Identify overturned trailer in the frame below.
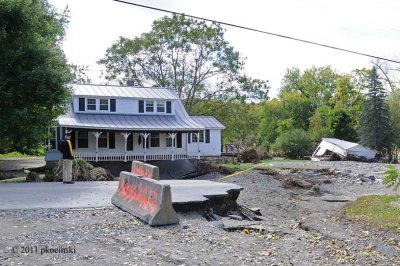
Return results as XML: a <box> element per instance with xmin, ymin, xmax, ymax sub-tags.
<box><xmin>312</xmin><ymin>138</ymin><xmax>377</xmax><ymax>161</ymax></box>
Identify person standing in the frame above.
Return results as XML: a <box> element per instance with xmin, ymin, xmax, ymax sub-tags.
<box><xmin>60</xmin><ymin>133</ymin><xmax>74</xmax><ymax>183</ymax></box>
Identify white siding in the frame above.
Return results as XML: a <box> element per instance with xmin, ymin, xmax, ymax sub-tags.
<box><xmin>73</xmin><ymin>97</ymin><xmax>175</xmax><ymax>116</ymax></box>
<box><xmin>186</xmin><ymin>130</ymin><xmax>221</xmax><ymax>157</ymax></box>
<box><xmin>117</xmin><ymin>99</ymin><xmax>136</xmax><ymax>114</ymax></box>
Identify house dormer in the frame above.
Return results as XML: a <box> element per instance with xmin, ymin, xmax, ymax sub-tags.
<box><xmin>72</xmin><ymin>84</ymin><xmax>177</xmax><ymax>115</ymax></box>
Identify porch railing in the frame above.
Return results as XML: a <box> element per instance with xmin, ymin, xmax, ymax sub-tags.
<box><xmin>74</xmin><ymin>152</ymin><xmax>197</xmax><ymax>162</ymax></box>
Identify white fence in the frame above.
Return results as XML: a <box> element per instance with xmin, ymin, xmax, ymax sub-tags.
<box><xmin>74</xmin><ymin>152</ymin><xmax>196</xmax><ymax>162</ymax></box>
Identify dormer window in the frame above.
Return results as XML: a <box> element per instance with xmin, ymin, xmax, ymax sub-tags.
<box><xmin>146</xmin><ymin>101</ymin><xmax>154</xmax><ymax>112</ymax></box>
<box><xmin>87</xmin><ymin>99</ymin><xmax>96</xmax><ymax>110</ymax></box>
<box><xmin>157</xmin><ymin>101</ymin><xmax>165</xmax><ymax>112</ymax></box>
<box><xmin>100</xmin><ymin>99</ymin><xmax>109</xmax><ymax>111</ymax></box>
<box><xmin>139</xmin><ymin>100</ymin><xmax>172</xmax><ymax>114</ymax></box>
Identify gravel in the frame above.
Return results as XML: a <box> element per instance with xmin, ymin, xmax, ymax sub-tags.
<box><xmin>0</xmin><ymin>161</ymin><xmax>399</xmax><ymax>265</ymax></box>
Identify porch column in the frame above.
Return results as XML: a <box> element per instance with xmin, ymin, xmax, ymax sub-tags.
<box><xmin>141</xmin><ymin>133</ymin><xmax>150</xmax><ymax>162</ymax></box>
<box><xmin>195</xmin><ymin>132</ymin><xmax>200</xmax><ymax>159</ymax></box>
<box><xmin>121</xmin><ymin>132</ymin><xmax>131</xmax><ymax>162</ymax></box>
<box><xmin>168</xmin><ymin>133</ymin><xmax>177</xmax><ymax>161</ymax></box>
<box><xmin>93</xmin><ymin>131</ymin><xmax>102</xmax><ymax>162</ymax></box>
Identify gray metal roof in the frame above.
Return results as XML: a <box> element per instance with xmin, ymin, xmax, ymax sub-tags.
<box><xmin>71</xmin><ymin>84</ymin><xmax>179</xmax><ymax>100</ymax></box>
<box><xmin>58</xmin><ymin>100</ymin><xmax>204</xmax><ymax>131</ymax></box>
<box><xmin>190</xmin><ymin>116</ymin><xmax>225</xmax><ymax>129</ymax></box>
<box><xmin>322</xmin><ymin>138</ymin><xmax>359</xmax><ymax>150</ymax></box>
<box><xmin>59</xmin><ymin>114</ymin><xmax>203</xmax><ymax>131</ymax></box>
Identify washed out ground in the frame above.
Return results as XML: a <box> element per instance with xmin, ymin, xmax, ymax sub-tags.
<box><xmin>0</xmin><ymin>161</ymin><xmax>400</xmax><ymax>265</ymax></box>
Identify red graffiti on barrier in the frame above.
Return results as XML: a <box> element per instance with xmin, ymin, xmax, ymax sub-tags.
<box><xmin>131</xmin><ymin>165</ymin><xmax>153</xmax><ymax>179</ymax></box>
<box><xmin>117</xmin><ymin>179</ymin><xmax>159</xmax><ymax>214</ymax></box>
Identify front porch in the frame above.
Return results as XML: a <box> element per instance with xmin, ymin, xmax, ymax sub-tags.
<box><xmin>46</xmin><ymin>127</ymin><xmax>206</xmax><ymax>162</ymax></box>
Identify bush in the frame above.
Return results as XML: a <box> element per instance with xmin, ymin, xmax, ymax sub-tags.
<box><xmin>383</xmin><ymin>165</ymin><xmax>400</xmax><ymax>189</ymax></box>
<box><xmin>238</xmin><ymin>149</ymin><xmax>260</xmax><ymax>163</ymax></box>
<box><xmin>272</xmin><ymin>129</ymin><xmax>312</xmax><ymax>159</ymax></box>
<box><xmin>73</xmin><ymin>159</ymin><xmax>94</xmax><ymax>181</ymax></box>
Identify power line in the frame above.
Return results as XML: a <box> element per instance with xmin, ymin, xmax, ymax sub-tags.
<box><xmin>113</xmin><ymin>0</ymin><xmax>400</xmax><ymax>65</ymax></box>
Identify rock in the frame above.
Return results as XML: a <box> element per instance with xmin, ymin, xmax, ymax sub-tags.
<box><xmin>282</xmin><ymin>177</ymin><xmax>314</xmax><ymax>189</ymax></box>
<box><xmin>249</xmin><ymin>207</ymin><xmax>262</xmax><ymax>215</ymax></box>
<box><xmin>253</xmin><ymin>215</ymin><xmax>268</xmax><ymax>221</ymax></box>
<box><xmin>228</xmin><ymin>215</ymin><xmax>243</xmax><ymax>221</ymax></box>
<box><xmin>221</xmin><ymin>218</ymin><xmax>265</xmax><ymax>232</ymax></box>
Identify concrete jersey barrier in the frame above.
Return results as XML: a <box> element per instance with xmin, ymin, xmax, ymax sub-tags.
<box><xmin>111</xmin><ymin>171</ymin><xmax>179</xmax><ymax>226</ymax></box>
<box><xmin>131</xmin><ymin>161</ymin><xmax>160</xmax><ymax>180</ymax></box>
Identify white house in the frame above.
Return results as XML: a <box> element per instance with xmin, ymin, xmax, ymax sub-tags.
<box><xmin>311</xmin><ymin>138</ymin><xmax>377</xmax><ymax>161</ymax></box>
<box><xmin>45</xmin><ymin>84</ymin><xmax>224</xmax><ymax>162</ymax></box>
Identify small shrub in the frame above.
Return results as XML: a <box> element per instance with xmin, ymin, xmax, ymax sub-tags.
<box><xmin>53</xmin><ymin>159</ymin><xmax>94</xmax><ymax>181</ymax></box>
<box><xmin>194</xmin><ymin>160</ymin><xmax>220</xmax><ymax>175</ymax></box>
<box><xmin>26</xmin><ymin>171</ymin><xmax>38</xmax><ymax>182</ymax></box>
<box><xmin>73</xmin><ymin>159</ymin><xmax>94</xmax><ymax>181</ymax></box>
<box><xmin>271</xmin><ymin>129</ymin><xmax>312</xmax><ymax>159</ymax></box>
<box><xmin>238</xmin><ymin>149</ymin><xmax>260</xmax><ymax>163</ymax></box>
<box><xmin>383</xmin><ymin>165</ymin><xmax>400</xmax><ymax>189</ymax></box>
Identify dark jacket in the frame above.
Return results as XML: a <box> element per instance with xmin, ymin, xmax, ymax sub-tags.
<box><xmin>59</xmin><ymin>139</ymin><xmax>74</xmax><ymax>160</ymax></box>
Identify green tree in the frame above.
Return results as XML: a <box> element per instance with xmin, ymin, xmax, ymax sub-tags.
<box><xmin>0</xmin><ymin>0</ymin><xmax>72</xmax><ymax>153</ymax></box>
<box><xmin>98</xmin><ymin>15</ymin><xmax>268</xmax><ymax>113</ymax></box>
<box><xmin>308</xmin><ymin>105</ymin><xmax>333</xmax><ymax>142</ymax></box>
<box><xmin>279</xmin><ymin>91</ymin><xmax>314</xmax><ymax>129</ymax></box>
<box><xmin>280</xmin><ymin>66</ymin><xmax>338</xmax><ymax>108</ymax></box>
<box><xmin>258</xmin><ymin>92</ymin><xmax>314</xmax><ymax>150</ymax></box>
<box><xmin>258</xmin><ymin>99</ymin><xmax>285</xmax><ymax>150</ymax></box>
<box><xmin>388</xmin><ymin>89</ymin><xmax>400</xmax><ymax>161</ymax></box>
<box><xmin>330</xmin><ymin>109</ymin><xmax>358</xmax><ymax>142</ymax></box>
<box><xmin>70</xmin><ymin>64</ymin><xmax>91</xmax><ymax>84</ymax></box>
<box><xmin>191</xmin><ymin>99</ymin><xmax>259</xmax><ymax>146</ymax></box>
<box><xmin>359</xmin><ymin>67</ymin><xmax>392</xmax><ymax>158</ymax></box>
<box><xmin>272</xmin><ymin>128</ymin><xmax>312</xmax><ymax>159</ymax></box>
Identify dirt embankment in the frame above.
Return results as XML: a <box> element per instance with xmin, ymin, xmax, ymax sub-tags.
<box><xmin>1</xmin><ymin>161</ymin><xmax>399</xmax><ymax>265</ymax></box>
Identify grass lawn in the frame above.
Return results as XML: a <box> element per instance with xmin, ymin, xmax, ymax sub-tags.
<box><xmin>0</xmin><ymin>176</ymin><xmax>27</xmax><ymax>183</ymax></box>
<box><xmin>343</xmin><ymin>194</ymin><xmax>400</xmax><ymax>232</ymax></box>
<box><xmin>0</xmin><ymin>151</ymin><xmax>31</xmax><ymax>159</ymax></box>
<box><xmin>219</xmin><ymin>163</ymin><xmax>255</xmax><ymax>171</ymax></box>
<box><xmin>220</xmin><ymin>157</ymin><xmax>310</xmax><ymax>172</ymax></box>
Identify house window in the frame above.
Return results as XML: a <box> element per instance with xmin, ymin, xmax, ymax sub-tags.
<box><xmin>127</xmin><ymin>133</ymin><xmax>133</xmax><ymax>151</ymax></box>
<box><xmin>87</xmin><ymin>99</ymin><xmax>96</xmax><ymax>110</ymax></box>
<box><xmin>192</xmin><ymin>131</ymin><xmax>204</xmax><ymax>143</ymax></box>
<box><xmin>150</xmin><ymin>133</ymin><xmax>160</xmax><ymax>147</ymax></box>
<box><xmin>98</xmin><ymin>133</ymin><xmax>108</xmax><ymax>148</ymax></box>
<box><xmin>146</xmin><ymin>101</ymin><xmax>154</xmax><ymax>112</ymax></box>
<box><xmin>166</xmin><ymin>135</ymin><xmax>175</xmax><ymax>147</ymax></box>
<box><xmin>77</xmin><ymin>131</ymin><xmax>89</xmax><ymax>148</ymax></box>
<box><xmin>157</xmin><ymin>101</ymin><xmax>165</xmax><ymax>112</ymax></box>
<box><xmin>100</xmin><ymin>99</ymin><xmax>109</xmax><ymax>111</ymax></box>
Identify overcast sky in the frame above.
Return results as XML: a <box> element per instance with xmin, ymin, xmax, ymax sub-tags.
<box><xmin>48</xmin><ymin>0</ymin><xmax>400</xmax><ymax>97</ymax></box>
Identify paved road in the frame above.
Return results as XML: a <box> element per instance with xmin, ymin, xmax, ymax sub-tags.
<box><xmin>0</xmin><ymin>180</ymin><xmax>242</xmax><ymax>210</ymax></box>
<box><xmin>0</xmin><ymin>157</ymin><xmax>46</xmax><ymax>171</ymax></box>
<box><xmin>0</xmin><ymin>181</ymin><xmax>118</xmax><ymax>210</ymax></box>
